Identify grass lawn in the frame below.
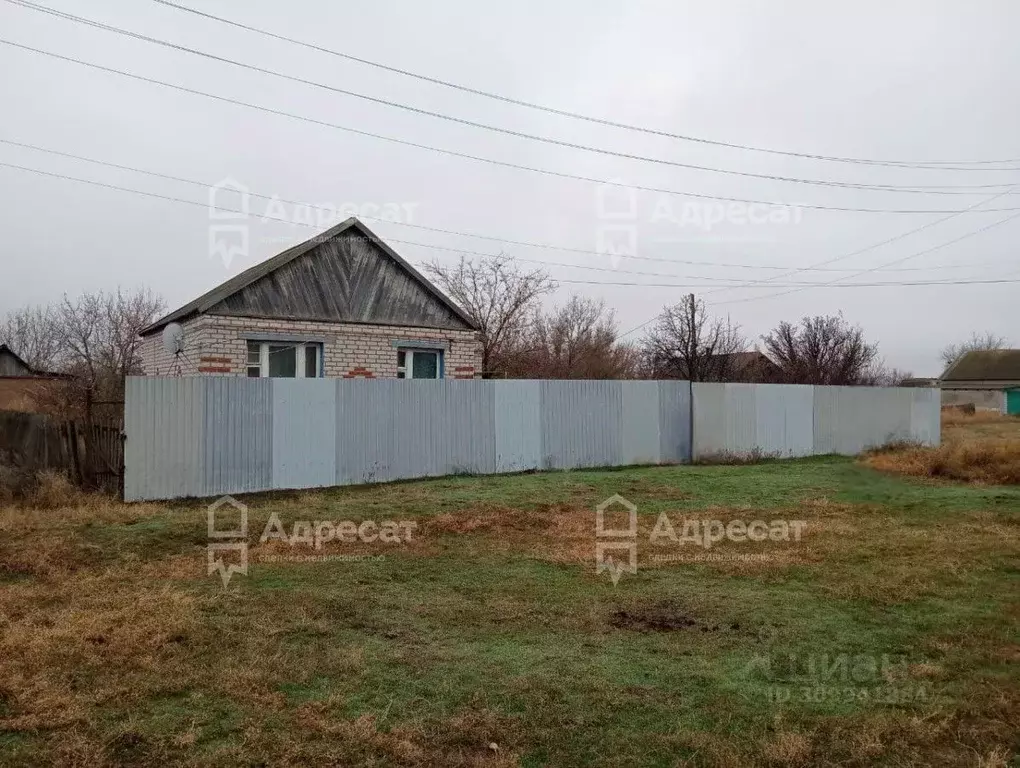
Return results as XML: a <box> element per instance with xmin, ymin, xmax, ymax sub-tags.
<box><xmin>0</xmin><ymin>418</ymin><xmax>1018</xmax><ymax>766</ymax></box>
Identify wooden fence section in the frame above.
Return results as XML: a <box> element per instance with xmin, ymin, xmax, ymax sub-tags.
<box><xmin>0</xmin><ymin>410</ymin><xmax>124</xmax><ymax>494</ymax></box>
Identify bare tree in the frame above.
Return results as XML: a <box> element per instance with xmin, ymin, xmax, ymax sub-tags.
<box><xmin>864</xmin><ymin>365</ymin><xmax>915</xmax><ymax>387</ymax></box>
<box><xmin>940</xmin><ymin>331</ymin><xmax>1007</xmax><ymax>370</ymax></box>
<box><xmin>422</xmin><ymin>256</ymin><xmax>555</xmax><ymax>377</ymax></box>
<box><xmin>509</xmin><ymin>295</ymin><xmax>638</xmax><ymax>378</ymax></box>
<box><xmin>0</xmin><ymin>305</ymin><xmax>61</xmax><ymax>371</ymax></box>
<box><xmin>641</xmin><ymin>294</ymin><xmax>746</xmax><ymax>381</ymax></box>
<box><xmin>762</xmin><ymin>314</ymin><xmax>879</xmax><ymax>385</ymax></box>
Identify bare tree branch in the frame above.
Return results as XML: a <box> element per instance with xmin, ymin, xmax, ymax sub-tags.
<box><xmin>422</xmin><ymin>256</ymin><xmax>555</xmax><ymax>377</ymax></box>
<box><xmin>640</xmin><ymin>294</ymin><xmax>746</xmax><ymax>381</ymax></box>
<box><xmin>762</xmin><ymin>313</ymin><xmax>880</xmax><ymax>385</ymax></box>
<box><xmin>507</xmin><ymin>295</ymin><xmax>639</xmax><ymax>379</ymax></box>
<box><xmin>940</xmin><ymin>331</ymin><xmax>1007</xmax><ymax>371</ymax></box>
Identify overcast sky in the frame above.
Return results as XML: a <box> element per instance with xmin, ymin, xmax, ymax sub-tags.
<box><xmin>1</xmin><ymin>0</ymin><xmax>1017</xmax><ymax>376</ymax></box>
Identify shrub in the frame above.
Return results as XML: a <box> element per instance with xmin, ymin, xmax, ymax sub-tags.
<box><xmin>0</xmin><ymin>468</ymin><xmax>83</xmax><ymax>508</ymax></box>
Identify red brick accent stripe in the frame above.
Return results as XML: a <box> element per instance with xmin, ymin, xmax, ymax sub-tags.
<box><xmin>200</xmin><ymin>356</ymin><xmax>231</xmax><ymax>364</ymax></box>
<box><xmin>454</xmin><ymin>366</ymin><xmax>475</xmax><ymax>372</ymax></box>
<box><xmin>198</xmin><ymin>366</ymin><xmax>231</xmax><ymax>373</ymax></box>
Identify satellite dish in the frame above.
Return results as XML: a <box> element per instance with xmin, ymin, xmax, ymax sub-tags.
<box><xmin>162</xmin><ymin>322</ymin><xmax>185</xmax><ymax>356</ymax></box>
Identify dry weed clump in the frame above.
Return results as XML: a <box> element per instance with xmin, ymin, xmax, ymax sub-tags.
<box><xmin>864</xmin><ymin>440</ymin><xmax>1020</xmax><ymax>485</ymax></box>
<box><xmin>0</xmin><ymin>468</ymin><xmax>83</xmax><ymax>508</ymax></box>
<box><xmin>940</xmin><ymin>408</ymin><xmax>1014</xmax><ymax>426</ymax></box>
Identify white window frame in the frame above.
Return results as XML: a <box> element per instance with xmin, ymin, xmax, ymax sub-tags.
<box><xmin>397</xmin><ymin>348</ymin><xmax>443</xmax><ymax>379</ymax></box>
<box><xmin>246</xmin><ymin>340</ymin><xmax>321</xmax><ymax>378</ymax></box>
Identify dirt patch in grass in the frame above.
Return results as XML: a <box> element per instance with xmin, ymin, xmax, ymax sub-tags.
<box><xmin>608</xmin><ymin>601</ymin><xmax>699</xmax><ymax>632</ymax></box>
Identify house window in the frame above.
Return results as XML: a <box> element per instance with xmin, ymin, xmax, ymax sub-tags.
<box><xmin>396</xmin><ymin>348</ymin><xmax>442</xmax><ymax>379</ymax></box>
<box><xmin>246</xmin><ymin>341</ymin><xmax>321</xmax><ymax>378</ymax></box>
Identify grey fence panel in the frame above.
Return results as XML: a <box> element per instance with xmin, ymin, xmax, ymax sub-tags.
<box><xmin>336</xmin><ymin>378</ymin><xmax>400</xmax><ymax>484</ymax></box>
<box><xmin>813</xmin><ymin>386</ymin><xmax>918</xmax><ymax>455</ymax></box>
<box><xmin>124</xmin><ymin>377</ymin><xmax>932</xmax><ymax>501</ymax></box>
<box><xmin>203</xmin><ymin>377</ymin><xmax>273</xmax><ymax>496</ymax></box>
<box><xmin>540</xmin><ymin>380</ymin><xmax>622</xmax><ymax>469</ymax></box>
<box><xmin>657</xmin><ymin>380</ymin><xmax>692</xmax><ymax>463</ymax></box>
<box><xmin>124</xmin><ymin>377</ymin><xmax>206</xmax><ymax>501</ymax></box>
<box><xmin>754</xmin><ymin>384</ymin><xmax>815</xmax><ymax>457</ymax></box>
<box><xmin>337</xmin><ymin>379</ymin><xmax>495</xmax><ymax>484</ymax></box>
<box><xmin>693</xmin><ymin>383</ymin><xmax>815</xmax><ymax>458</ymax></box>
<box><xmin>724</xmin><ymin>384</ymin><xmax>758</xmax><ymax>454</ymax></box>
<box><xmin>910</xmin><ymin>388</ymin><xmax>941</xmax><ymax>446</ymax></box>
<box><xmin>494</xmin><ymin>380</ymin><xmax>542</xmax><ymax>472</ymax></box>
<box><xmin>621</xmin><ymin>381</ymin><xmax>661</xmax><ymax>465</ymax></box>
<box><xmin>272</xmin><ymin>379</ymin><xmax>337</xmax><ymax>490</ymax></box>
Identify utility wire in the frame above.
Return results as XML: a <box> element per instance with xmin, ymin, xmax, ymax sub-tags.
<box><xmin>145</xmin><ymin>0</ymin><xmax>1020</xmax><ymax>171</ymax></box>
<box><xmin>2</xmin><ymin>159</ymin><xmax>1018</xmax><ymax>290</ymax></box>
<box><xmin>2</xmin><ymin>136</ymin><xmax>1006</xmax><ymax>274</ymax></box>
<box><xmin>711</xmin><ymin>203</ymin><xmax>1020</xmax><ymax>307</ymax></box>
<box><xmin>616</xmin><ymin>191</ymin><xmax>1020</xmax><ymax>338</ymax></box>
<box><xmin>5</xmin><ymin>0</ymin><xmax>1013</xmax><ymax>196</ymax></box>
<box><xmin>697</xmin><ymin>184</ymin><xmax>1019</xmax><ymax>301</ymax></box>
<box><xmin>3</xmin><ymin>37</ymin><xmax>1020</xmax><ymax>216</ymax></box>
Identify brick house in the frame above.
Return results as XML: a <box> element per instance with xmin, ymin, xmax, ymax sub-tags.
<box><xmin>139</xmin><ymin>218</ymin><xmax>482</xmax><ymax>380</ymax></box>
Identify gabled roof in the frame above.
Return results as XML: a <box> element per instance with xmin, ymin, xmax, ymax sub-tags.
<box><xmin>0</xmin><ymin>344</ymin><xmax>68</xmax><ymax>378</ymax></box>
<box><xmin>141</xmin><ymin>218</ymin><xmax>477</xmax><ymax>336</ymax></box>
<box><xmin>941</xmin><ymin>349</ymin><xmax>1020</xmax><ymax>381</ymax></box>
<box><xmin>0</xmin><ymin>344</ymin><xmax>31</xmax><ymax>374</ymax></box>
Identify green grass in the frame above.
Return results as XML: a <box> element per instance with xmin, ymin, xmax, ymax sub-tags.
<box><xmin>1</xmin><ymin>456</ymin><xmax>1018</xmax><ymax>766</ymax></box>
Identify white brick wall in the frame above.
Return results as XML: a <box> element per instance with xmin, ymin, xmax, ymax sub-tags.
<box><xmin>138</xmin><ymin>315</ymin><xmax>482</xmax><ymax>379</ymax></box>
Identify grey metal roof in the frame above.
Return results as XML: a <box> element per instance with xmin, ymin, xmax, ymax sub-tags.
<box><xmin>941</xmin><ymin>349</ymin><xmax>1020</xmax><ymax>382</ymax></box>
<box><xmin>141</xmin><ymin>218</ymin><xmax>477</xmax><ymax>336</ymax></box>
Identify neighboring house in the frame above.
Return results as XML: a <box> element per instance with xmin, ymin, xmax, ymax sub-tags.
<box><xmin>900</xmin><ymin>377</ymin><xmax>937</xmax><ymax>388</ymax></box>
<box><xmin>0</xmin><ymin>344</ymin><xmax>70</xmax><ymax>413</ymax></box>
<box><xmin>708</xmin><ymin>351</ymin><xmax>782</xmax><ymax>383</ymax></box>
<box><xmin>939</xmin><ymin>349</ymin><xmax>1020</xmax><ymax>414</ymax></box>
<box><xmin>139</xmin><ymin>218</ymin><xmax>482</xmax><ymax>380</ymax></box>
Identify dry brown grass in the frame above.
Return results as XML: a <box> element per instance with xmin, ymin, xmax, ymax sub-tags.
<box><xmin>864</xmin><ymin>411</ymin><xmax>1020</xmax><ymax>485</ymax></box>
<box><xmin>865</xmin><ymin>440</ymin><xmax>1020</xmax><ymax>485</ymax></box>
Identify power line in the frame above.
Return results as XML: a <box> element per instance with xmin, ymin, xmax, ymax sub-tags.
<box><xmin>4</xmin><ymin>37</ymin><xmax>1020</xmax><ymax>216</ymax></box>
<box><xmin>3</xmin><ymin>136</ymin><xmax>1007</xmax><ymax>274</ymax></box>
<box><xmin>2</xmin><ymin>159</ymin><xmax>1018</xmax><ymax>291</ymax></box>
<box><xmin>711</xmin><ymin>204</ymin><xmax>1020</xmax><ymax>307</ymax></box>
<box><xmin>6</xmin><ymin>0</ymin><xmax>1014</xmax><ymax>196</ymax></box>
<box><xmin>696</xmin><ymin>184</ymin><xmax>1018</xmax><ymax>301</ymax></box>
<box><xmin>616</xmin><ymin>196</ymin><xmax>1020</xmax><ymax>338</ymax></box>
<box><xmin>145</xmin><ymin>0</ymin><xmax>1020</xmax><ymax>172</ymax></box>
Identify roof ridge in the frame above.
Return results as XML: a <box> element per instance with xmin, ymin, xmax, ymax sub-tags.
<box><xmin>141</xmin><ymin>218</ymin><xmax>476</xmax><ymax>335</ymax></box>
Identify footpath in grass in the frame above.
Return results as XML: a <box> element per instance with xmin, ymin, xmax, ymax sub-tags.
<box><xmin>0</xmin><ymin>455</ymin><xmax>1017</xmax><ymax>766</ymax></box>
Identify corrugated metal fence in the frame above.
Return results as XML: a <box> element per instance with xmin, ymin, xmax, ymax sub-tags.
<box><xmin>124</xmin><ymin>378</ymin><xmax>938</xmax><ymax>501</ymax></box>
